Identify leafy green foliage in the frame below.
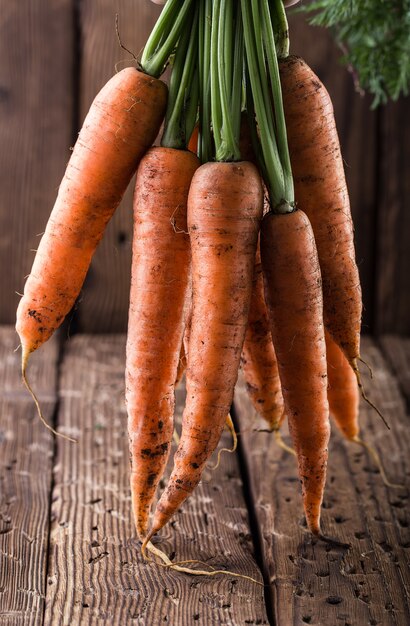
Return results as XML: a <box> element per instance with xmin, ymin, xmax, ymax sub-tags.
<box><xmin>300</xmin><ymin>0</ymin><xmax>410</xmax><ymax>107</ymax></box>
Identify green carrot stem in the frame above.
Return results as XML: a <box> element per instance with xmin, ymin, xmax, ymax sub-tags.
<box><xmin>161</xmin><ymin>3</ymin><xmax>199</xmax><ymax>150</ymax></box>
<box><xmin>141</xmin><ymin>0</ymin><xmax>194</xmax><ymax>78</ymax></box>
<box><xmin>184</xmin><ymin>67</ymin><xmax>199</xmax><ymax>147</ymax></box>
<box><xmin>216</xmin><ymin>0</ymin><xmax>240</xmax><ymax>162</ymax></box>
<box><xmin>245</xmin><ymin>65</ymin><xmax>269</xmax><ymax>184</ymax></box>
<box><xmin>210</xmin><ymin>0</ymin><xmax>223</xmax><ymax>158</ymax></box>
<box><xmin>241</xmin><ymin>0</ymin><xmax>285</xmax><ymax>208</ymax></box>
<box><xmin>270</xmin><ymin>0</ymin><xmax>290</xmax><ymax>58</ymax></box>
<box><xmin>198</xmin><ymin>0</ymin><xmax>213</xmax><ymax>163</ymax></box>
<box><xmin>261</xmin><ymin>0</ymin><xmax>294</xmax><ymax>201</ymax></box>
<box><xmin>231</xmin><ymin>4</ymin><xmax>244</xmax><ymax>149</ymax></box>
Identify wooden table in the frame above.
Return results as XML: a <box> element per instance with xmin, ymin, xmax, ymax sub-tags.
<box><xmin>1</xmin><ymin>327</ymin><xmax>409</xmax><ymax>625</ymax></box>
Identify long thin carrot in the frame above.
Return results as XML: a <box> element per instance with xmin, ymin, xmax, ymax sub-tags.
<box><xmin>126</xmin><ymin>146</ymin><xmax>200</xmax><ymax>540</ymax></box>
<box><xmin>279</xmin><ymin>56</ymin><xmax>362</xmax><ymax>373</ymax></box>
<box><xmin>261</xmin><ymin>209</ymin><xmax>330</xmax><ymax>535</ymax></box>
<box><xmin>326</xmin><ymin>330</ymin><xmax>360</xmax><ymax>441</ymax></box>
<box><xmin>127</xmin><ymin>3</ymin><xmax>201</xmax><ymax>540</ymax></box>
<box><xmin>16</xmin><ymin>68</ymin><xmax>167</xmax><ymax>366</ymax></box>
<box><xmin>241</xmin><ymin>245</ymin><xmax>285</xmax><ymax>432</ymax></box>
<box><xmin>143</xmin><ymin>160</ymin><xmax>263</xmax><ymax>546</ymax></box>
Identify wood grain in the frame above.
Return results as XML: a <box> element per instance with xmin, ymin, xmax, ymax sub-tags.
<box><xmin>0</xmin><ymin>1</ymin><xmax>74</xmax><ymax>325</ymax></box>
<box><xmin>380</xmin><ymin>336</ymin><xmax>410</xmax><ymax>410</ymax></box>
<box><xmin>0</xmin><ymin>327</ymin><xmax>58</xmax><ymax>625</ymax></box>
<box><xmin>234</xmin><ymin>337</ymin><xmax>410</xmax><ymax>626</ymax></box>
<box><xmin>375</xmin><ymin>100</ymin><xmax>410</xmax><ymax>335</ymax></box>
<box><xmin>44</xmin><ymin>335</ymin><xmax>268</xmax><ymax>625</ymax></box>
<box><xmin>75</xmin><ymin>1</ymin><xmax>163</xmax><ymax>334</ymax></box>
<box><xmin>288</xmin><ymin>13</ymin><xmax>378</xmax><ymax>333</ymax></box>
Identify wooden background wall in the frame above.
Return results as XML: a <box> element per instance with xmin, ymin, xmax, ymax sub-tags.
<box><xmin>1</xmin><ymin>1</ymin><xmax>409</xmax><ymax>335</ymax></box>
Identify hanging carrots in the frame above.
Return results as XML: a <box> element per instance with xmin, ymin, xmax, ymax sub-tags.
<box><xmin>17</xmin><ymin>0</ymin><xmax>391</xmax><ymax>566</ymax></box>
<box><xmin>126</xmin><ymin>2</ymin><xmax>200</xmax><ymax>540</ymax></box>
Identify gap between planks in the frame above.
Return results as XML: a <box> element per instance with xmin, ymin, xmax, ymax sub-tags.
<box><xmin>44</xmin><ymin>334</ymin><xmax>268</xmax><ymax>626</ymax></box>
<box><xmin>234</xmin><ymin>336</ymin><xmax>410</xmax><ymax>626</ymax></box>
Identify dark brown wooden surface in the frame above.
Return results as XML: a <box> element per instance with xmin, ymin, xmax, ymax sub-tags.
<box><xmin>0</xmin><ymin>327</ymin><xmax>58</xmax><ymax>625</ymax></box>
<box><xmin>44</xmin><ymin>335</ymin><xmax>267</xmax><ymax>625</ymax></box>
<box><xmin>0</xmin><ymin>1</ymin><xmax>74</xmax><ymax>327</ymax></box>
<box><xmin>380</xmin><ymin>336</ymin><xmax>410</xmax><ymax>409</ymax></box>
<box><xmin>1</xmin><ymin>5</ymin><xmax>409</xmax><ymax>335</ymax></box>
<box><xmin>375</xmin><ymin>101</ymin><xmax>410</xmax><ymax>335</ymax></box>
<box><xmin>1</xmin><ymin>330</ymin><xmax>410</xmax><ymax>624</ymax></box>
<box><xmin>234</xmin><ymin>336</ymin><xmax>410</xmax><ymax>626</ymax></box>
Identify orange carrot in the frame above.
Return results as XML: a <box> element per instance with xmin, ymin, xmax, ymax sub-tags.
<box><xmin>241</xmin><ymin>244</ymin><xmax>285</xmax><ymax>432</ymax></box>
<box><xmin>187</xmin><ymin>124</ymin><xmax>199</xmax><ymax>154</ymax></box>
<box><xmin>144</xmin><ymin>161</ymin><xmax>263</xmax><ymax>544</ymax></box>
<box><xmin>325</xmin><ymin>331</ymin><xmax>398</xmax><ymax>487</ymax></box>
<box><xmin>279</xmin><ymin>56</ymin><xmax>362</xmax><ymax>371</ymax></box>
<box><xmin>126</xmin><ymin>146</ymin><xmax>200</xmax><ymax>540</ymax></box>
<box><xmin>16</xmin><ymin>69</ymin><xmax>167</xmax><ymax>368</ymax></box>
<box><xmin>326</xmin><ymin>330</ymin><xmax>360</xmax><ymax>441</ymax></box>
<box><xmin>261</xmin><ymin>209</ymin><xmax>330</xmax><ymax>535</ymax></box>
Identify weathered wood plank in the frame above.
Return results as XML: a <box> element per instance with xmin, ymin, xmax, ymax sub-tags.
<box><xmin>45</xmin><ymin>336</ymin><xmax>267</xmax><ymax>625</ymax></box>
<box><xmin>288</xmin><ymin>13</ymin><xmax>378</xmax><ymax>333</ymax></box>
<box><xmin>234</xmin><ymin>337</ymin><xmax>410</xmax><ymax>626</ymax></box>
<box><xmin>75</xmin><ymin>1</ymin><xmax>162</xmax><ymax>334</ymax></box>
<box><xmin>0</xmin><ymin>327</ymin><xmax>58</xmax><ymax>625</ymax></box>
<box><xmin>0</xmin><ymin>1</ymin><xmax>74</xmax><ymax>325</ymax></box>
<box><xmin>379</xmin><ymin>336</ymin><xmax>410</xmax><ymax>410</ymax></box>
<box><xmin>375</xmin><ymin>100</ymin><xmax>410</xmax><ymax>335</ymax></box>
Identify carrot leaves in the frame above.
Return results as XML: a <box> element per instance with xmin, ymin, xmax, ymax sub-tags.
<box><xmin>300</xmin><ymin>0</ymin><xmax>410</xmax><ymax>107</ymax></box>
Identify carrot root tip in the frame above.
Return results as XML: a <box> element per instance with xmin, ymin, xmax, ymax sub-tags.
<box><xmin>21</xmin><ymin>350</ymin><xmax>77</xmax><ymax>444</ymax></box>
<box><xmin>144</xmin><ymin>541</ymin><xmax>264</xmax><ymax>585</ymax></box>
<box><xmin>351</xmin><ymin>358</ymin><xmax>390</xmax><ymax>430</ymax></box>
<box><xmin>358</xmin><ymin>356</ymin><xmax>374</xmax><ymax>379</ymax></box>
<box><xmin>352</xmin><ymin>436</ymin><xmax>403</xmax><ymax>489</ymax></box>
<box><xmin>207</xmin><ymin>414</ymin><xmax>238</xmax><ymax>471</ymax></box>
<box><xmin>274</xmin><ymin>429</ymin><xmax>296</xmax><ymax>456</ymax></box>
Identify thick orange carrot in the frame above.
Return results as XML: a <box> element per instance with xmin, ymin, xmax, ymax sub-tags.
<box><xmin>16</xmin><ymin>69</ymin><xmax>167</xmax><ymax>365</ymax></box>
<box><xmin>144</xmin><ymin>161</ymin><xmax>263</xmax><ymax>543</ymax></box>
<box><xmin>326</xmin><ymin>330</ymin><xmax>360</xmax><ymax>440</ymax></box>
<box><xmin>241</xmin><ymin>244</ymin><xmax>285</xmax><ymax>431</ymax></box>
<box><xmin>280</xmin><ymin>56</ymin><xmax>362</xmax><ymax>369</ymax></box>
<box><xmin>126</xmin><ymin>146</ymin><xmax>200</xmax><ymax>540</ymax></box>
<box><xmin>261</xmin><ymin>209</ymin><xmax>330</xmax><ymax>535</ymax></box>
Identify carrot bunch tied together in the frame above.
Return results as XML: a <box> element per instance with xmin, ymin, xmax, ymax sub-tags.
<box><xmin>17</xmin><ymin>0</ymin><xmax>391</xmax><ymax>574</ymax></box>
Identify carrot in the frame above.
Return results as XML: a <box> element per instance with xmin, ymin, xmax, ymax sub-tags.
<box><xmin>325</xmin><ymin>331</ymin><xmax>399</xmax><ymax>487</ymax></box>
<box><xmin>126</xmin><ymin>146</ymin><xmax>200</xmax><ymax>540</ymax></box>
<box><xmin>143</xmin><ymin>161</ymin><xmax>263</xmax><ymax>545</ymax></box>
<box><xmin>279</xmin><ymin>56</ymin><xmax>362</xmax><ymax>372</ymax></box>
<box><xmin>326</xmin><ymin>330</ymin><xmax>359</xmax><ymax>441</ymax></box>
<box><xmin>241</xmin><ymin>244</ymin><xmax>285</xmax><ymax>432</ymax></box>
<box><xmin>16</xmin><ymin>68</ymin><xmax>167</xmax><ymax>367</ymax></box>
<box><xmin>187</xmin><ymin>124</ymin><xmax>199</xmax><ymax>154</ymax></box>
<box><xmin>261</xmin><ymin>209</ymin><xmax>330</xmax><ymax>535</ymax></box>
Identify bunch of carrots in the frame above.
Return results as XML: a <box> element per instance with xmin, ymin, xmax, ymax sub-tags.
<box><xmin>16</xmin><ymin>0</ymin><xmax>393</xmax><ymax>575</ymax></box>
